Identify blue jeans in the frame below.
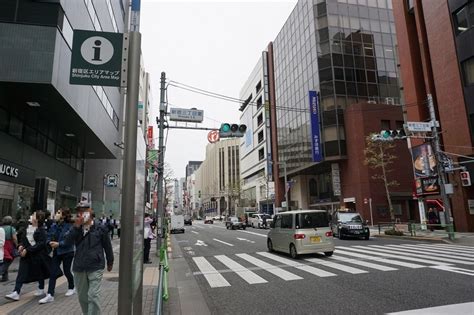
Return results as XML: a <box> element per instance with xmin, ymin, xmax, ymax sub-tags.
<box><xmin>48</xmin><ymin>252</ymin><xmax>75</xmax><ymax>296</ymax></box>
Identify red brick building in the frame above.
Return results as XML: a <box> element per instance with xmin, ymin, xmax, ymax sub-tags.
<box><xmin>393</xmin><ymin>0</ymin><xmax>474</xmax><ymax>231</ymax></box>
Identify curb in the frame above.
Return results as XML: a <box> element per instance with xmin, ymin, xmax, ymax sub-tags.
<box><xmin>372</xmin><ymin>234</ymin><xmax>447</xmax><ymax>243</ymax></box>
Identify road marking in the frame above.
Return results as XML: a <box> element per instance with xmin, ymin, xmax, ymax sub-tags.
<box><xmin>305</xmin><ymin>258</ymin><xmax>368</xmax><ymax>274</ymax></box>
<box><xmin>215</xmin><ymin>255</ymin><xmax>267</xmax><ymax>284</ymax></box>
<box><xmin>364</xmin><ymin>245</ymin><xmax>473</xmax><ymax>265</ymax></box>
<box><xmin>191</xmin><ymin>231</ymin><xmax>199</xmax><ymax>235</ymax></box>
<box><xmin>329</xmin><ymin>256</ymin><xmax>397</xmax><ymax>271</ymax></box>
<box><xmin>400</xmin><ymin>244</ymin><xmax>474</xmax><ymax>258</ymax></box>
<box><xmin>427</xmin><ymin>243</ymin><xmax>474</xmax><ymax>250</ymax></box>
<box><xmin>213</xmin><ymin>238</ymin><xmax>234</xmax><ymax>246</ymax></box>
<box><xmin>237</xmin><ymin>237</ymin><xmax>255</xmax><ymax>244</ymax></box>
<box><xmin>383</xmin><ymin>244</ymin><xmax>474</xmax><ymax>261</ymax></box>
<box><xmin>194</xmin><ymin>225</ymin><xmax>204</xmax><ymax>229</ymax></box>
<box><xmin>257</xmin><ymin>252</ymin><xmax>336</xmax><ymax>277</ymax></box>
<box><xmin>195</xmin><ymin>240</ymin><xmax>208</xmax><ymax>247</ymax></box>
<box><xmin>386</xmin><ymin>302</ymin><xmax>474</xmax><ymax>315</ymax></box>
<box><xmin>236</xmin><ymin>253</ymin><xmax>302</xmax><ymax>281</ymax></box>
<box><xmin>237</xmin><ymin>230</ymin><xmax>267</xmax><ymax>238</ymax></box>
<box><xmin>430</xmin><ymin>265</ymin><xmax>474</xmax><ymax>276</ymax></box>
<box><xmin>420</xmin><ymin>244</ymin><xmax>474</xmax><ymax>254</ymax></box>
<box><xmin>183</xmin><ymin>247</ymin><xmax>193</xmax><ymax>251</ymax></box>
<box><xmin>192</xmin><ymin>257</ymin><xmax>230</xmax><ymax>288</ymax></box>
<box><xmin>335</xmin><ymin>249</ymin><xmax>425</xmax><ymax>269</ymax></box>
<box><xmin>338</xmin><ymin>246</ymin><xmax>452</xmax><ymax>266</ymax></box>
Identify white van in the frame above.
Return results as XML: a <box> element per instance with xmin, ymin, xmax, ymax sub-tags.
<box><xmin>170</xmin><ymin>214</ymin><xmax>185</xmax><ymax>234</ymax></box>
<box><xmin>267</xmin><ymin>210</ymin><xmax>334</xmax><ymax>259</ymax></box>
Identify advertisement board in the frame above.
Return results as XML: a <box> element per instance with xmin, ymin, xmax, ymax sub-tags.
<box><xmin>309</xmin><ymin>91</ymin><xmax>323</xmax><ymax>162</ymax></box>
<box><xmin>411</xmin><ymin>143</ymin><xmax>437</xmax><ymax>178</ymax></box>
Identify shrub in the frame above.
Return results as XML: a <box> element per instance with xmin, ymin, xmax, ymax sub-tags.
<box><xmin>384</xmin><ymin>229</ymin><xmax>404</xmax><ymax>236</ymax></box>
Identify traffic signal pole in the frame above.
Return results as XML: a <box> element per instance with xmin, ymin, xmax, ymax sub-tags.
<box><xmin>427</xmin><ymin>94</ymin><xmax>454</xmax><ymax>240</ymax></box>
<box><xmin>156</xmin><ymin>72</ymin><xmax>167</xmax><ymax>252</ymax></box>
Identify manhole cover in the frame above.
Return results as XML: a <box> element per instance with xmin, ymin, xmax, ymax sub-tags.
<box><xmin>106</xmin><ymin>277</ymin><xmax>119</xmax><ymax>282</ymax></box>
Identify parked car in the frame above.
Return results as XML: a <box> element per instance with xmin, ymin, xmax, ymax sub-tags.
<box><xmin>170</xmin><ymin>214</ymin><xmax>185</xmax><ymax>234</ymax></box>
<box><xmin>204</xmin><ymin>216</ymin><xmax>214</xmax><ymax>224</ymax></box>
<box><xmin>184</xmin><ymin>215</ymin><xmax>192</xmax><ymax>225</ymax></box>
<box><xmin>225</xmin><ymin>217</ymin><xmax>246</xmax><ymax>230</ymax></box>
<box><xmin>330</xmin><ymin>211</ymin><xmax>370</xmax><ymax>240</ymax></box>
<box><xmin>213</xmin><ymin>215</ymin><xmax>223</xmax><ymax>221</ymax></box>
<box><xmin>250</xmin><ymin>213</ymin><xmax>273</xmax><ymax>229</ymax></box>
<box><xmin>267</xmin><ymin>210</ymin><xmax>334</xmax><ymax>259</ymax></box>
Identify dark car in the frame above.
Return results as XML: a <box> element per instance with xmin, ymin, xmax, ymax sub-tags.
<box><xmin>330</xmin><ymin>211</ymin><xmax>370</xmax><ymax>240</ymax></box>
<box><xmin>184</xmin><ymin>215</ymin><xmax>192</xmax><ymax>226</ymax></box>
<box><xmin>225</xmin><ymin>217</ymin><xmax>246</xmax><ymax>230</ymax></box>
<box><xmin>204</xmin><ymin>216</ymin><xmax>214</xmax><ymax>224</ymax></box>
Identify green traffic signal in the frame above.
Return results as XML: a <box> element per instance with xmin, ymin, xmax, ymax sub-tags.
<box><xmin>381</xmin><ymin>130</ymin><xmax>391</xmax><ymax>138</ymax></box>
<box><xmin>221</xmin><ymin>123</ymin><xmax>230</xmax><ymax>132</ymax></box>
<box><xmin>219</xmin><ymin>123</ymin><xmax>247</xmax><ymax>138</ymax></box>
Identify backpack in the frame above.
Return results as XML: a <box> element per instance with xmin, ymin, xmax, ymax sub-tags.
<box><xmin>3</xmin><ymin>226</ymin><xmax>18</xmax><ymax>261</ymax></box>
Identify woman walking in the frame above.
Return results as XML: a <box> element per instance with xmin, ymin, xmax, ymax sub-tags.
<box><xmin>5</xmin><ymin>211</ymin><xmax>52</xmax><ymax>301</ymax></box>
<box><xmin>39</xmin><ymin>208</ymin><xmax>76</xmax><ymax>304</ymax></box>
<box><xmin>1</xmin><ymin>216</ymin><xmax>18</xmax><ymax>282</ymax></box>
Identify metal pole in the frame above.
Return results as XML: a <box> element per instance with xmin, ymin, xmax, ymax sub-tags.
<box><xmin>369</xmin><ymin>198</ymin><xmax>373</xmax><ymax>227</ymax></box>
<box><xmin>102</xmin><ymin>175</ymin><xmax>106</xmax><ymax>216</ymax></box>
<box><xmin>118</xmin><ymin>31</ymin><xmax>141</xmax><ymax>315</ymax></box>
<box><xmin>284</xmin><ymin>161</ymin><xmax>289</xmax><ymax>211</ymax></box>
<box><xmin>156</xmin><ymin>72</ymin><xmax>166</xmax><ymax>251</ymax></box>
<box><xmin>427</xmin><ymin>94</ymin><xmax>454</xmax><ymax>240</ymax></box>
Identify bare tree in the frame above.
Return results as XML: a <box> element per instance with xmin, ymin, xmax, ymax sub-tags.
<box><xmin>162</xmin><ymin>162</ymin><xmax>174</xmax><ymax>212</ymax></box>
<box><xmin>364</xmin><ymin>136</ymin><xmax>399</xmax><ymax>221</ymax></box>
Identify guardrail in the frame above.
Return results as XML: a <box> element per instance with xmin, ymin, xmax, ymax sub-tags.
<box><xmin>377</xmin><ymin>221</ymin><xmax>455</xmax><ymax>240</ymax></box>
<box><xmin>156</xmin><ymin>220</ymin><xmax>170</xmax><ymax>315</ymax></box>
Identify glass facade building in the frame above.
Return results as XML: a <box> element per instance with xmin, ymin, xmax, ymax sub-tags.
<box><xmin>273</xmin><ymin>0</ymin><xmax>400</xmax><ymax>174</ymax></box>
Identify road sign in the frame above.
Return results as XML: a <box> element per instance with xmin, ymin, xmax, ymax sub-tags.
<box><xmin>208</xmin><ymin>130</ymin><xmax>220</xmax><ymax>143</ymax></box>
<box><xmin>70</xmin><ymin>30</ymin><xmax>123</xmax><ymax>87</ymax></box>
<box><xmin>406</xmin><ymin>121</ymin><xmax>432</xmax><ymax>132</ymax></box>
<box><xmin>169</xmin><ymin>108</ymin><xmax>204</xmax><ymax>123</ymax></box>
<box><xmin>105</xmin><ymin>174</ymin><xmax>119</xmax><ymax>187</ymax></box>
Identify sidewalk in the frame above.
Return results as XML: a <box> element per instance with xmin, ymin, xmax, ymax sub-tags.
<box><xmin>370</xmin><ymin>227</ymin><xmax>474</xmax><ymax>246</ymax></box>
<box><xmin>0</xmin><ymin>238</ymin><xmax>160</xmax><ymax>314</ymax></box>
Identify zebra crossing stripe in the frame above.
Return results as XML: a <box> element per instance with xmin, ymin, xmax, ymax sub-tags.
<box><xmin>329</xmin><ymin>256</ymin><xmax>397</xmax><ymax>271</ymax></box>
<box><xmin>427</xmin><ymin>244</ymin><xmax>474</xmax><ymax>251</ymax></box>
<box><xmin>215</xmin><ymin>255</ymin><xmax>267</xmax><ymax>284</ymax></box>
<box><xmin>399</xmin><ymin>244</ymin><xmax>474</xmax><ymax>258</ymax></box>
<box><xmin>192</xmin><ymin>257</ymin><xmax>230</xmax><ymax>288</ymax></box>
<box><xmin>236</xmin><ymin>253</ymin><xmax>302</xmax><ymax>281</ymax></box>
<box><xmin>430</xmin><ymin>265</ymin><xmax>474</xmax><ymax>276</ymax></box>
<box><xmin>383</xmin><ymin>245</ymin><xmax>474</xmax><ymax>261</ymax></box>
<box><xmin>304</xmin><ymin>258</ymin><xmax>368</xmax><ymax>274</ymax></box>
<box><xmin>334</xmin><ymin>249</ymin><xmax>425</xmax><ymax>269</ymax></box>
<box><xmin>257</xmin><ymin>252</ymin><xmax>336</xmax><ymax>277</ymax></box>
<box><xmin>420</xmin><ymin>244</ymin><xmax>474</xmax><ymax>254</ymax></box>
<box><xmin>364</xmin><ymin>245</ymin><xmax>473</xmax><ymax>265</ymax></box>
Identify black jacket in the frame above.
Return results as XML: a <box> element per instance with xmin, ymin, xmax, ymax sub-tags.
<box><xmin>64</xmin><ymin>220</ymin><xmax>114</xmax><ymax>272</ymax></box>
<box><xmin>17</xmin><ymin>226</ymin><xmax>52</xmax><ymax>283</ymax></box>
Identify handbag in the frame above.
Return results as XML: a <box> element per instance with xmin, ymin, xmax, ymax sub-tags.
<box><xmin>3</xmin><ymin>227</ymin><xmax>19</xmax><ymax>261</ymax></box>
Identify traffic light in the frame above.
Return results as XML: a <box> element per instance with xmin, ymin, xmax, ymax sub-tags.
<box><xmin>219</xmin><ymin>123</ymin><xmax>247</xmax><ymax>138</ymax></box>
<box><xmin>373</xmin><ymin>129</ymin><xmax>407</xmax><ymax>141</ymax></box>
<box><xmin>198</xmin><ymin>190</ymin><xmax>201</xmax><ymax>198</ymax></box>
<box><xmin>460</xmin><ymin>171</ymin><xmax>471</xmax><ymax>186</ymax></box>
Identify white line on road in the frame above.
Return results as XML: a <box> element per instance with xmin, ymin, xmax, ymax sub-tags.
<box><xmin>215</xmin><ymin>255</ymin><xmax>267</xmax><ymax>284</ymax></box>
<box><xmin>236</xmin><ymin>253</ymin><xmax>302</xmax><ymax>281</ymax></box>
<box><xmin>257</xmin><ymin>252</ymin><xmax>336</xmax><ymax>277</ymax></box>
<box><xmin>192</xmin><ymin>257</ymin><xmax>230</xmax><ymax>288</ymax></box>
<box><xmin>383</xmin><ymin>244</ymin><xmax>474</xmax><ymax>261</ymax></box>
<box><xmin>237</xmin><ymin>237</ymin><xmax>255</xmax><ymax>244</ymax></box>
<box><xmin>364</xmin><ymin>245</ymin><xmax>474</xmax><ymax>265</ymax></box>
<box><xmin>418</xmin><ymin>243</ymin><xmax>474</xmax><ymax>254</ymax></box>
<box><xmin>334</xmin><ymin>249</ymin><xmax>425</xmax><ymax>269</ymax></box>
<box><xmin>195</xmin><ymin>240</ymin><xmax>208</xmax><ymax>247</ymax></box>
<box><xmin>305</xmin><ymin>258</ymin><xmax>368</xmax><ymax>274</ymax></box>
<box><xmin>429</xmin><ymin>265</ymin><xmax>474</xmax><ymax>276</ymax></box>
<box><xmin>237</xmin><ymin>230</ymin><xmax>267</xmax><ymax>238</ymax></box>
<box><xmin>400</xmin><ymin>244</ymin><xmax>474</xmax><ymax>258</ymax></box>
<box><xmin>191</xmin><ymin>231</ymin><xmax>199</xmax><ymax>235</ymax></box>
<box><xmin>329</xmin><ymin>256</ymin><xmax>397</xmax><ymax>271</ymax></box>
<box><xmin>386</xmin><ymin>302</ymin><xmax>474</xmax><ymax>315</ymax></box>
<box><xmin>213</xmin><ymin>238</ymin><xmax>234</xmax><ymax>247</ymax></box>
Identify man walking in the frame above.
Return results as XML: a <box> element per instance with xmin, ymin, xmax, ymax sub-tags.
<box><xmin>65</xmin><ymin>206</ymin><xmax>113</xmax><ymax>315</ymax></box>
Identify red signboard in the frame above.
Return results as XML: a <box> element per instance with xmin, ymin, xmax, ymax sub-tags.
<box><xmin>208</xmin><ymin>130</ymin><xmax>220</xmax><ymax>143</ymax></box>
<box><xmin>147</xmin><ymin>126</ymin><xmax>154</xmax><ymax>148</ymax></box>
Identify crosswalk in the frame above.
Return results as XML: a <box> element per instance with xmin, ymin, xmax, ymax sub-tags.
<box><xmin>190</xmin><ymin>243</ymin><xmax>474</xmax><ymax>288</ymax></box>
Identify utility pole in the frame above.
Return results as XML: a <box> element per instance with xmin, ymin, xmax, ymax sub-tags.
<box><xmin>156</xmin><ymin>72</ymin><xmax>167</xmax><ymax>251</ymax></box>
<box><xmin>427</xmin><ymin>94</ymin><xmax>454</xmax><ymax>240</ymax></box>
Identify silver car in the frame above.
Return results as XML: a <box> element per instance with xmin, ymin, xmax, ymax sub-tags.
<box><xmin>267</xmin><ymin>210</ymin><xmax>335</xmax><ymax>259</ymax></box>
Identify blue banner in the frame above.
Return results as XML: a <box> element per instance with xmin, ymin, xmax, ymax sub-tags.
<box><xmin>309</xmin><ymin>91</ymin><xmax>323</xmax><ymax>162</ymax></box>
<box><xmin>131</xmin><ymin>0</ymin><xmax>141</xmax><ymax>11</ymax></box>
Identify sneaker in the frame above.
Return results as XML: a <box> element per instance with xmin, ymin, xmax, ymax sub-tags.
<box><xmin>5</xmin><ymin>291</ymin><xmax>20</xmax><ymax>301</ymax></box>
<box><xmin>65</xmin><ymin>289</ymin><xmax>76</xmax><ymax>297</ymax></box>
<box><xmin>34</xmin><ymin>289</ymin><xmax>45</xmax><ymax>297</ymax></box>
<box><xmin>39</xmin><ymin>294</ymin><xmax>54</xmax><ymax>304</ymax></box>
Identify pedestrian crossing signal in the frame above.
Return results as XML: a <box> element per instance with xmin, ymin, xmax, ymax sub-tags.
<box><xmin>460</xmin><ymin>171</ymin><xmax>471</xmax><ymax>186</ymax></box>
<box><xmin>219</xmin><ymin>123</ymin><xmax>247</xmax><ymax>138</ymax></box>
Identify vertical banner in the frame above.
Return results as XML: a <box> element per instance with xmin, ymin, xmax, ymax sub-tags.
<box><xmin>309</xmin><ymin>91</ymin><xmax>323</xmax><ymax>162</ymax></box>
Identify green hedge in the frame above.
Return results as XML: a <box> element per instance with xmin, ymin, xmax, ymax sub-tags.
<box><xmin>384</xmin><ymin>229</ymin><xmax>404</xmax><ymax>236</ymax></box>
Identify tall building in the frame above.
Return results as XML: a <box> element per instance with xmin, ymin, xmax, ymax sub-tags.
<box><xmin>265</xmin><ymin>0</ymin><xmax>414</xmax><ymax>222</ymax></box>
<box><xmin>0</xmin><ymin>1</ymin><xmax>126</xmax><ymax>219</ymax></box>
<box><xmin>185</xmin><ymin>161</ymin><xmax>202</xmax><ymax>178</ymax></box>
<box><xmin>194</xmin><ymin>139</ymin><xmax>240</xmax><ymax>217</ymax></box>
<box><xmin>393</xmin><ymin>0</ymin><xmax>474</xmax><ymax>231</ymax></box>
<box><xmin>239</xmin><ymin>52</ymin><xmax>275</xmax><ymax>215</ymax></box>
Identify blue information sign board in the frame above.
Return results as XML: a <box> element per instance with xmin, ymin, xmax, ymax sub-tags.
<box><xmin>309</xmin><ymin>91</ymin><xmax>323</xmax><ymax>162</ymax></box>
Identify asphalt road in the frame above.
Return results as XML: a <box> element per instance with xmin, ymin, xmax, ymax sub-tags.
<box><xmin>169</xmin><ymin>221</ymin><xmax>474</xmax><ymax>315</ymax></box>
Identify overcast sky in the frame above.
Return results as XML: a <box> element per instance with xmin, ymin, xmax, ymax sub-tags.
<box><xmin>141</xmin><ymin>0</ymin><xmax>297</xmax><ymax>179</ymax></box>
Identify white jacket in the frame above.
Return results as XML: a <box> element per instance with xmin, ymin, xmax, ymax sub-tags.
<box><xmin>0</xmin><ymin>227</ymin><xmax>5</xmax><ymax>262</ymax></box>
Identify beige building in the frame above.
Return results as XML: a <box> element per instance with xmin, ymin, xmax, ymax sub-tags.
<box><xmin>194</xmin><ymin>138</ymin><xmax>240</xmax><ymax>217</ymax></box>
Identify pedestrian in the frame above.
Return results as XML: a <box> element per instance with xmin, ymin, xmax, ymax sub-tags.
<box><xmin>262</xmin><ymin>214</ymin><xmax>267</xmax><ymax>229</ymax></box>
<box><xmin>108</xmin><ymin>215</ymin><xmax>115</xmax><ymax>239</ymax></box>
<box><xmin>144</xmin><ymin>213</ymin><xmax>154</xmax><ymax>264</ymax></box>
<box><xmin>427</xmin><ymin>207</ymin><xmax>438</xmax><ymax>231</ymax></box>
<box><xmin>64</xmin><ymin>206</ymin><xmax>114</xmax><ymax>315</ymax></box>
<box><xmin>1</xmin><ymin>216</ymin><xmax>18</xmax><ymax>282</ymax></box>
<box><xmin>116</xmin><ymin>218</ymin><xmax>121</xmax><ymax>238</ymax></box>
<box><xmin>39</xmin><ymin>208</ymin><xmax>76</xmax><ymax>304</ymax></box>
<box><xmin>0</xmin><ymin>225</ymin><xmax>5</xmax><ymax>279</ymax></box>
<box><xmin>5</xmin><ymin>211</ymin><xmax>53</xmax><ymax>301</ymax></box>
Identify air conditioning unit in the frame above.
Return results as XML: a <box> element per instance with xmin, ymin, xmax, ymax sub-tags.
<box><xmin>368</xmin><ymin>97</ymin><xmax>377</xmax><ymax>104</ymax></box>
<box><xmin>385</xmin><ymin>97</ymin><xmax>395</xmax><ymax>105</ymax></box>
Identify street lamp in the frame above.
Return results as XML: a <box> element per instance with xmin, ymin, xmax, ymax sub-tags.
<box><xmin>268</xmin><ymin>160</ymin><xmax>289</xmax><ymax>213</ymax></box>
